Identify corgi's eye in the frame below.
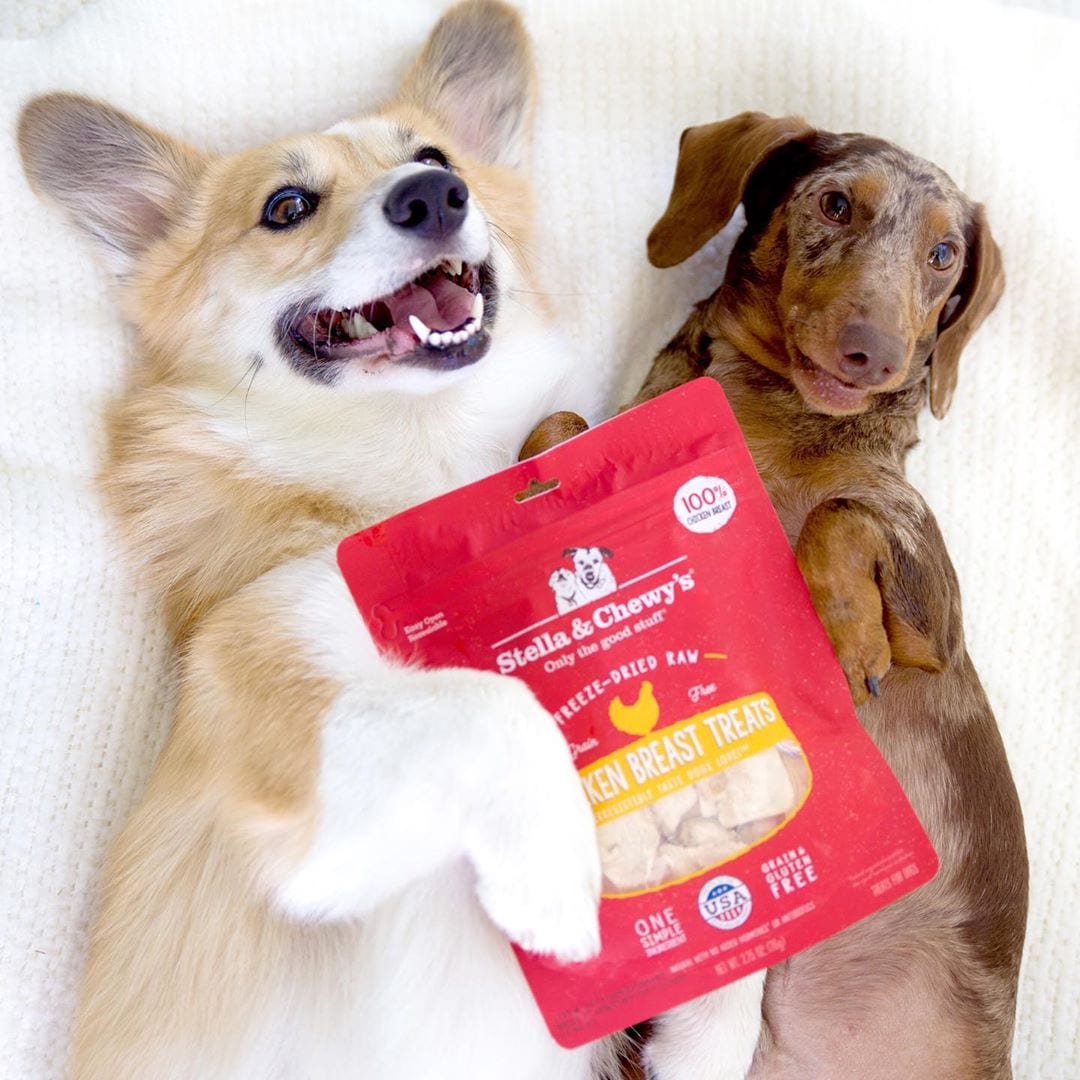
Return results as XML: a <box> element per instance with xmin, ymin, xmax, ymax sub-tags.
<box><xmin>262</xmin><ymin>188</ymin><xmax>319</xmax><ymax>229</ymax></box>
<box><xmin>414</xmin><ymin>146</ymin><xmax>451</xmax><ymax>170</ymax></box>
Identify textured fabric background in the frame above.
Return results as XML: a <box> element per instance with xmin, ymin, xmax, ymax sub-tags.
<box><xmin>1</xmin><ymin>0</ymin><xmax>1077</xmax><ymax>1076</ymax></box>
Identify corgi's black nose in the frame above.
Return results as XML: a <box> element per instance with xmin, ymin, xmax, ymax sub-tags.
<box><xmin>383</xmin><ymin>168</ymin><xmax>469</xmax><ymax>240</ymax></box>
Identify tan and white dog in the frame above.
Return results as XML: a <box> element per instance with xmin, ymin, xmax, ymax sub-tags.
<box><xmin>17</xmin><ymin>4</ymin><xmax>630</xmax><ymax>1078</ymax></box>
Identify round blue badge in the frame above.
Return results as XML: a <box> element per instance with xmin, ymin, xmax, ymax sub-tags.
<box><xmin>698</xmin><ymin>875</ymin><xmax>753</xmax><ymax>930</ymax></box>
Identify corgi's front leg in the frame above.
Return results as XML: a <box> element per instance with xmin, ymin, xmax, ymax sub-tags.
<box><xmin>200</xmin><ymin>547</ymin><xmax>601</xmax><ymax>962</ymax></box>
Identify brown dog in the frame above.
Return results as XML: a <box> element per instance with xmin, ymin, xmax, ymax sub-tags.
<box><xmin>626</xmin><ymin>113</ymin><xmax>1027</xmax><ymax>1078</ymax></box>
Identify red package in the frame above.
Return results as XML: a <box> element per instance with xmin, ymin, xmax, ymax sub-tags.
<box><xmin>337</xmin><ymin>378</ymin><xmax>937</xmax><ymax>1047</ymax></box>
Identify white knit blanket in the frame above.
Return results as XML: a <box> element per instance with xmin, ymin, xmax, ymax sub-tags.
<box><xmin>2</xmin><ymin>1</ymin><xmax>1077</xmax><ymax>1075</ymax></box>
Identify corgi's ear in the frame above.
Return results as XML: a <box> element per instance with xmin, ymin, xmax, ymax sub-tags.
<box><xmin>18</xmin><ymin>93</ymin><xmax>206</xmax><ymax>277</ymax></box>
<box><xmin>397</xmin><ymin>0</ymin><xmax>536</xmax><ymax>168</ymax></box>
<box><xmin>599</xmin><ymin>548</ymin><xmax>613</xmax><ymax>559</ymax></box>
<box><xmin>563</xmin><ymin>548</ymin><xmax>579</xmax><ymax>558</ymax></box>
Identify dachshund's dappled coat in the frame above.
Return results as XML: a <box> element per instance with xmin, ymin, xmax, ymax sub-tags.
<box><xmin>631</xmin><ymin>112</ymin><xmax>1026</xmax><ymax>1080</ymax></box>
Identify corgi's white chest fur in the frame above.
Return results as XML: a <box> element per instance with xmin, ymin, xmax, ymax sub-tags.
<box><xmin>268</xmin><ymin>869</ymin><xmax>595</xmax><ymax>1080</ymax></box>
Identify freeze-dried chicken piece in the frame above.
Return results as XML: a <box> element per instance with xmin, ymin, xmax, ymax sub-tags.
<box><xmin>736</xmin><ymin>813</ymin><xmax>785</xmax><ymax>845</ymax></box>
<box><xmin>650</xmin><ymin>785</ymin><xmax>700</xmax><ymax>838</ymax></box>
<box><xmin>709</xmin><ymin>748</ymin><xmax>796</xmax><ymax>829</ymax></box>
<box><xmin>598</xmin><ymin>745</ymin><xmax>812</xmax><ymax>893</ymax></box>
<box><xmin>696</xmin><ymin>772</ymin><xmax>729</xmax><ymax>818</ymax></box>
<box><xmin>598</xmin><ymin>811</ymin><xmax>662</xmax><ymax>890</ymax></box>
<box><xmin>654</xmin><ymin>834</ymin><xmax>742</xmax><ymax>883</ymax></box>
<box><xmin>675</xmin><ymin>814</ymin><xmax>734</xmax><ymax>849</ymax></box>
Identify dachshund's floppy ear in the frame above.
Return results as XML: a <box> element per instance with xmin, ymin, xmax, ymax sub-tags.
<box><xmin>647</xmin><ymin>111</ymin><xmax>813</xmax><ymax>268</ymax></box>
<box><xmin>929</xmin><ymin>204</ymin><xmax>1005</xmax><ymax>419</ymax></box>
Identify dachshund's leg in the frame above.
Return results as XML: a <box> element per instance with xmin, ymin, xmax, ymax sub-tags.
<box><xmin>796</xmin><ymin>499</ymin><xmax>945</xmax><ymax>705</ymax></box>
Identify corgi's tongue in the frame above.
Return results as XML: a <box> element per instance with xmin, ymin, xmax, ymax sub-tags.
<box><xmin>383</xmin><ymin>275</ymin><xmax>475</xmax><ymax>332</ymax></box>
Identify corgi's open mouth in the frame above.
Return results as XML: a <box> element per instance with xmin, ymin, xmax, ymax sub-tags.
<box><xmin>281</xmin><ymin>259</ymin><xmax>495</xmax><ymax>377</ymax></box>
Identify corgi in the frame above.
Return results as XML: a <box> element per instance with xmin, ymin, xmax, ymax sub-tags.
<box><xmin>18</xmin><ymin>3</ymin><xmax>624</xmax><ymax>1078</ymax></box>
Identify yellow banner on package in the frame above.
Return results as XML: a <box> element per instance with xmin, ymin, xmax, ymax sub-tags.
<box><xmin>580</xmin><ymin>692</ymin><xmax>792</xmax><ymax>824</ymax></box>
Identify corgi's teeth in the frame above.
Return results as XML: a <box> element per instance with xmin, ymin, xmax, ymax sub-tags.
<box><xmin>452</xmin><ymin>329</ymin><xmax>468</xmax><ymax>344</ymax></box>
<box><xmin>429</xmin><ymin>331</ymin><xmax>447</xmax><ymax>347</ymax></box>
<box><xmin>346</xmin><ymin>314</ymin><xmax>377</xmax><ymax>339</ymax></box>
<box><xmin>408</xmin><ymin>314</ymin><xmax>431</xmax><ymax>345</ymax></box>
<box><xmin>445</xmin><ymin>257</ymin><xmax>463</xmax><ymax>277</ymax></box>
<box><xmin>471</xmin><ymin>293</ymin><xmax>484</xmax><ymax>323</ymax></box>
<box><xmin>464</xmin><ymin>319</ymin><xmax>479</xmax><ymax>334</ymax></box>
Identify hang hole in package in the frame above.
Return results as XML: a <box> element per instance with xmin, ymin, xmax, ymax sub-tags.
<box><xmin>337</xmin><ymin>378</ymin><xmax>937</xmax><ymax>1047</ymax></box>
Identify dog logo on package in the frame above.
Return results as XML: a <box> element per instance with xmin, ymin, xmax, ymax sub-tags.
<box><xmin>549</xmin><ymin>546</ymin><xmax>617</xmax><ymax>613</ymax></box>
<box><xmin>338</xmin><ymin>379</ymin><xmax>937</xmax><ymax>1047</ymax></box>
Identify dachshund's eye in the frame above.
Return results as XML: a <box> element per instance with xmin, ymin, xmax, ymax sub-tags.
<box><xmin>262</xmin><ymin>188</ymin><xmax>319</xmax><ymax>229</ymax></box>
<box><xmin>819</xmin><ymin>191</ymin><xmax>852</xmax><ymax>224</ymax></box>
<box><xmin>929</xmin><ymin>241</ymin><xmax>958</xmax><ymax>271</ymax></box>
<box><xmin>414</xmin><ymin>146</ymin><xmax>451</xmax><ymax>170</ymax></box>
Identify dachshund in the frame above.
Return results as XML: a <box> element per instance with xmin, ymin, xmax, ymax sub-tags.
<box><xmin>627</xmin><ymin>112</ymin><xmax>1028</xmax><ymax>1079</ymax></box>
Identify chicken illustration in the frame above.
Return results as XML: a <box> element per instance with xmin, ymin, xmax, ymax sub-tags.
<box><xmin>608</xmin><ymin>680</ymin><xmax>660</xmax><ymax>736</ymax></box>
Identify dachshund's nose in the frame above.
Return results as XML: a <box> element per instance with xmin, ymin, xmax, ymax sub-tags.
<box><xmin>383</xmin><ymin>168</ymin><xmax>469</xmax><ymax>240</ymax></box>
<box><xmin>836</xmin><ymin>321</ymin><xmax>906</xmax><ymax>386</ymax></box>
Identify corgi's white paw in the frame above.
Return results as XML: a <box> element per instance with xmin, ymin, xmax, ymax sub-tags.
<box><xmin>468</xmin><ymin>683</ymin><xmax>601</xmax><ymax>964</ymax></box>
<box><xmin>643</xmin><ymin>972</ymin><xmax>766</xmax><ymax>1080</ymax></box>
<box><xmin>475</xmin><ymin>840</ymin><xmax>601</xmax><ymax>964</ymax></box>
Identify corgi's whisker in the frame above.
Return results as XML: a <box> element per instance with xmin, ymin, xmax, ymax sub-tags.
<box><xmin>502</xmin><ymin>293</ymin><xmax>544</xmax><ymax>318</ymax></box>
<box><xmin>509</xmin><ymin>289</ymin><xmax>587</xmax><ymax>297</ymax></box>
<box><xmin>211</xmin><ymin>357</ymin><xmax>262</xmax><ymax>407</ymax></box>
<box><xmin>242</xmin><ymin>358</ymin><xmax>259</xmax><ymax>439</ymax></box>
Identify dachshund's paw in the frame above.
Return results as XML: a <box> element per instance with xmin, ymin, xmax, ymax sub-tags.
<box><xmin>825</xmin><ymin>607</ymin><xmax>891</xmax><ymax>705</ymax></box>
<box><xmin>809</xmin><ymin>584</ymin><xmax>891</xmax><ymax>706</ymax></box>
<box><xmin>796</xmin><ymin>499</ymin><xmax>899</xmax><ymax>705</ymax></box>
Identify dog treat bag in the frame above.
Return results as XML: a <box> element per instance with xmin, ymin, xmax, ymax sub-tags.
<box><xmin>338</xmin><ymin>378</ymin><xmax>937</xmax><ymax>1046</ymax></box>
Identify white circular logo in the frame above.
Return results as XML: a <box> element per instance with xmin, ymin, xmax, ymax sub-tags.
<box><xmin>674</xmin><ymin>475</ymin><xmax>736</xmax><ymax>534</ymax></box>
<box><xmin>698</xmin><ymin>875</ymin><xmax>753</xmax><ymax>930</ymax></box>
